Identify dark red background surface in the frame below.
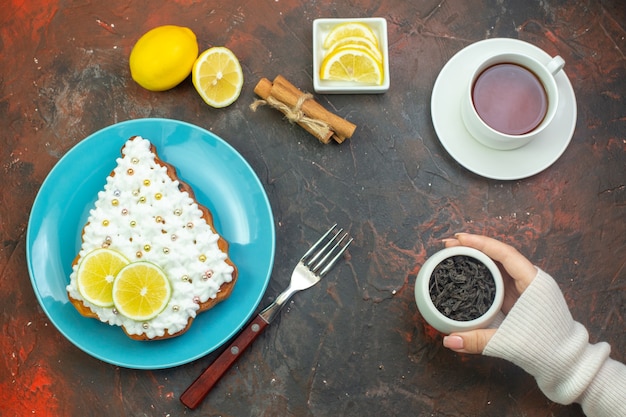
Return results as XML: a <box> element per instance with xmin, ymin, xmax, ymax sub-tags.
<box><xmin>1</xmin><ymin>0</ymin><xmax>624</xmax><ymax>416</ymax></box>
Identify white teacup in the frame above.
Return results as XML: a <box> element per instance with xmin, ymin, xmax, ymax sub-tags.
<box><xmin>461</xmin><ymin>52</ymin><xmax>565</xmax><ymax>150</ymax></box>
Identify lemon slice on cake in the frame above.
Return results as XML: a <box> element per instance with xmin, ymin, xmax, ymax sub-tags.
<box><xmin>112</xmin><ymin>261</ymin><xmax>172</xmax><ymax>321</ymax></box>
<box><xmin>192</xmin><ymin>46</ymin><xmax>244</xmax><ymax>108</ymax></box>
<box><xmin>76</xmin><ymin>248</ymin><xmax>130</xmax><ymax>307</ymax></box>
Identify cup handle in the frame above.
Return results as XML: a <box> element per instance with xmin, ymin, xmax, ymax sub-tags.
<box><xmin>547</xmin><ymin>55</ymin><xmax>565</xmax><ymax>75</ymax></box>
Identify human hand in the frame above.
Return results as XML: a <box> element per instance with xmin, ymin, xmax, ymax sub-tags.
<box><xmin>441</xmin><ymin>233</ymin><xmax>537</xmax><ymax>354</ymax></box>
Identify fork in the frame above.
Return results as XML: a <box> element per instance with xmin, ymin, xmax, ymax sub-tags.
<box><xmin>180</xmin><ymin>224</ymin><xmax>353</xmax><ymax>409</ymax></box>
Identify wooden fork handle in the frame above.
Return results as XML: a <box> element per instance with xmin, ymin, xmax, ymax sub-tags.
<box><xmin>180</xmin><ymin>314</ymin><xmax>269</xmax><ymax>409</ymax></box>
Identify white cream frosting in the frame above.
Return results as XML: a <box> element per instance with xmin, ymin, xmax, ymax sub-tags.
<box><xmin>66</xmin><ymin>136</ymin><xmax>235</xmax><ymax>339</ymax></box>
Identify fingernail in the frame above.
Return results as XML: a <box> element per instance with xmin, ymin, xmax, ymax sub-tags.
<box><xmin>441</xmin><ymin>238</ymin><xmax>456</xmax><ymax>243</ymax></box>
<box><xmin>443</xmin><ymin>335</ymin><xmax>464</xmax><ymax>350</ymax></box>
<box><xmin>454</xmin><ymin>232</ymin><xmax>468</xmax><ymax>238</ymax></box>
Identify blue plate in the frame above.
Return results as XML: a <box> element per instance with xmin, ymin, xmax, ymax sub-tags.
<box><xmin>26</xmin><ymin>118</ymin><xmax>275</xmax><ymax>369</ymax></box>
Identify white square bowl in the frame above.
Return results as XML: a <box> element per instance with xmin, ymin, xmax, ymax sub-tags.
<box><xmin>313</xmin><ymin>17</ymin><xmax>390</xmax><ymax>94</ymax></box>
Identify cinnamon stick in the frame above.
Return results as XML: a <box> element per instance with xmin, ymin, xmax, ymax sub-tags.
<box><xmin>251</xmin><ymin>75</ymin><xmax>356</xmax><ymax>144</ymax></box>
<box><xmin>253</xmin><ymin>78</ymin><xmax>333</xmax><ymax>144</ymax></box>
<box><xmin>272</xmin><ymin>75</ymin><xmax>356</xmax><ymax>143</ymax></box>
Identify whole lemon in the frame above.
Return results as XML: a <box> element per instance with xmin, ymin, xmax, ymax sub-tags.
<box><xmin>129</xmin><ymin>25</ymin><xmax>199</xmax><ymax>91</ymax></box>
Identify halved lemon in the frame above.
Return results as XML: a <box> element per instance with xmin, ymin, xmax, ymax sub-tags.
<box><xmin>192</xmin><ymin>46</ymin><xmax>244</xmax><ymax>108</ymax></box>
<box><xmin>322</xmin><ymin>22</ymin><xmax>379</xmax><ymax>49</ymax></box>
<box><xmin>112</xmin><ymin>261</ymin><xmax>172</xmax><ymax>321</ymax></box>
<box><xmin>326</xmin><ymin>36</ymin><xmax>383</xmax><ymax>62</ymax></box>
<box><xmin>76</xmin><ymin>248</ymin><xmax>130</xmax><ymax>307</ymax></box>
<box><xmin>320</xmin><ymin>47</ymin><xmax>384</xmax><ymax>84</ymax></box>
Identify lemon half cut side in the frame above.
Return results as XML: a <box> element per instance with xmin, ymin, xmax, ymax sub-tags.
<box><xmin>192</xmin><ymin>46</ymin><xmax>244</xmax><ymax>108</ymax></box>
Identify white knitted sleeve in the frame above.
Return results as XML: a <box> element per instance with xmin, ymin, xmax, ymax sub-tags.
<box><xmin>483</xmin><ymin>268</ymin><xmax>626</xmax><ymax>417</ymax></box>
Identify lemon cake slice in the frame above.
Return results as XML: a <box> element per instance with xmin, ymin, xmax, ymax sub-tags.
<box><xmin>66</xmin><ymin>136</ymin><xmax>237</xmax><ymax>340</ymax></box>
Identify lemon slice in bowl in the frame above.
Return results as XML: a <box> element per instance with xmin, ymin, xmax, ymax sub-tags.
<box><xmin>76</xmin><ymin>248</ymin><xmax>130</xmax><ymax>307</ymax></box>
<box><xmin>192</xmin><ymin>46</ymin><xmax>244</xmax><ymax>108</ymax></box>
<box><xmin>322</xmin><ymin>22</ymin><xmax>379</xmax><ymax>49</ymax></box>
<box><xmin>326</xmin><ymin>36</ymin><xmax>383</xmax><ymax>63</ymax></box>
<box><xmin>112</xmin><ymin>261</ymin><xmax>172</xmax><ymax>321</ymax></box>
<box><xmin>320</xmin><ymin>47</ymin><xmax>384</xmax><ymax>84</ymax></box>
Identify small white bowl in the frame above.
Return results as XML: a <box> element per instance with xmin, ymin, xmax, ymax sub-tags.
<box><xmin>313</xmin><ymin>17</ymin><xmax>390</xmax><ymax>94</ymax></box>
<box><xmin>414</xmin><ymin>246</ymin><xmax>504</xmax><ymax>334</ymax></box>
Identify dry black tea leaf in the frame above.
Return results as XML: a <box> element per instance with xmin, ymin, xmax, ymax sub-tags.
<box><xmin>428</xmin><ymin>255</ymin><xmax>495</xmax><ymax>321</ymax></box>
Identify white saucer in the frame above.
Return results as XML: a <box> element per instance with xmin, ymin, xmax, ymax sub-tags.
<box><xmin>431</xmin><ymin>38</ymin><xmax>577</xmax><ymax>180</ymax></box>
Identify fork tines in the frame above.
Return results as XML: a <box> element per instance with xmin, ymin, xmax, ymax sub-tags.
<box><xmin>302</xmin><ymin>224</ymin><xmax>353</xmax><ymax>277</ymax></box>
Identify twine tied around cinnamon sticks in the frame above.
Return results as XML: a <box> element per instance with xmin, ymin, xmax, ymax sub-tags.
<box><xmin>251</xmin><ymin>75</ymin><xmax>356</xmax><ymax>144</ymax></box>
<box><xmin>250</xmin><ymin>91</ymin><xmax>332</xmax><ymax>142</ymax></box>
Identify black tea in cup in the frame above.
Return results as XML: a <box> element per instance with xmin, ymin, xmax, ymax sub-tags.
<box><xmin>472</xmin><ymin>63</ymin><xmax>548</xmax><ymax>135</ymax></box>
